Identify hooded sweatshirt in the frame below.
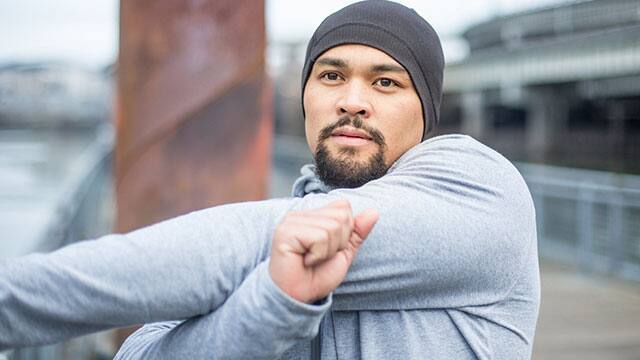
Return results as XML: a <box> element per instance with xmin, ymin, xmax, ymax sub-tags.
<box><xmin>0</xmin><ymin>134</ymin><xmax>540</xmax><ymax>359</ymax></box>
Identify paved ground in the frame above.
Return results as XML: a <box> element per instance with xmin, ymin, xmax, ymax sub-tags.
<box><xmin>533</xmin><ymin>260</ymin><xmax>640</xmax><ymax>359</ymax></box>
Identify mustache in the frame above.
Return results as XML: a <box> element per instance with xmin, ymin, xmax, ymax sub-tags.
<box><xmin>317</xmin><ymin>115</ymin><xmax>386</xmax><ymax>147</ymax></box>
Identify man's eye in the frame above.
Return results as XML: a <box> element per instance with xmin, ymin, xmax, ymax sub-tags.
<box><xmin>375</xmin><ymin>78</ymin><xmax>396</xmax><ymax>87</ymax></box>
<box><xmin>322</xmin><ymin>72</ymin><xmax>341</xmax><ymax>81</ymax></box>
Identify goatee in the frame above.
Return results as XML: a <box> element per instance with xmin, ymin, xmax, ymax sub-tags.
<box><xmin>314</xmin><ymin>115</ymin><xmax>388</xmax><ymax>189</ymax></box>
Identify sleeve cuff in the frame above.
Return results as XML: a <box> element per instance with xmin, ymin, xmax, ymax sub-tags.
<box><xmin>260</xmin><ymin>259</ymin><xmax>333</xmax><ymax>315</ymax></box>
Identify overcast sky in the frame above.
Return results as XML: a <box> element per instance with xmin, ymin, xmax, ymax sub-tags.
<box><xmin>0</xmin><ymin>0</ymin><xmax>567</xmax><ymax>68</ymax></box>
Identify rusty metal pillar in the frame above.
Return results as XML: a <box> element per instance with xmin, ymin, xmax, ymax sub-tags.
<box><xmin>115</xmin><ymin>0</ymin><xmax>271</xmax><ymax>232</ymax></box>
<box><xmin>114</xmin><ymin>0</ymin><xmax>270</xmax><ymax>345</ymax></box>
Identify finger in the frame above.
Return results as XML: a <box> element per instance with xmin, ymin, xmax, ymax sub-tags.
<box><xmin>278</xmin><ymin>222</ymin><xmax>334</xmax><ymax>267</ymax></box>
<box><xmin>274</xmin><ymin>223</ymin><xmax>328</xmax><ymax>256</ymax></box>
<box><xmin>325</xmin><ymin>199</ymin><xmax>351</xmax><ymax>210</ymax></box>
<box><xmin>280</xmin><ymin>215</ymin><xmax>341</xmax><ymax>267</ymax></box>
<box><xmin>336</xmin><ymin>209</ymin><xmax>379</xmax><ymax>268</ymax></box>
<box><xmin>304</xmin><ymin>238</ymin><xmax>330</xmax><ymax>267</ymax></box>
<box><xmin>306</xmin><ymin>202</ymin><xmax>352</xmax><ymax>221</ymax></box>
<box><xmin>296</xmin><ymin>205</ymin><xmax>354</xmax><ymax>241</ymax></box>
<box><xmin>285</xmin><ymin>216</ymin><xmax>345</xmax><ymax>254</ymax></box>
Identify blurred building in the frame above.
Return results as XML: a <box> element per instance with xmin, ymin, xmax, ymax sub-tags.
<box><xmin>442</xmin><ymin>0</ymin><xmax>640</xmax><ymax>174</ymax></box>
<box><xmin>271</xmin><ymin>0</ymin><xmax>640</xmax><ymax>174</ymax></box>
<box><xmin>0</xmin><ymin>62</ymin><xmax>112</xmax><ymax>128</ymax></box>
<box><xmin>271</xmin><ymin>41</ymin><xmax>306</xmax><ymax>138</ymax></box>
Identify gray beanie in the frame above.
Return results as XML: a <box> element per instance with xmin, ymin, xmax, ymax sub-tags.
<box><xmin>301</xmin><ymin>0</ymin><xmax>445</xmax><ymax>140</ymax></box>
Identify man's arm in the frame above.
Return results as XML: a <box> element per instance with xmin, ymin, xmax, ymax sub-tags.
<box><xmin>1</xmin><ymin>197</ymin><xmax>377</xmax><ymax>359</ymax></box>
<box><xmin>114</xmin><ymin>201</ymin><xmax>378</xmax><ymax>359</ymax></box>
<box><xmin>0</xmin><ymin>198</ymin><xmax>295</xmax><ymax>349</ymax></box>
<box><xmin>113</xmin><ymin>262</ymin><xmax>330</xmax><ymax>360</ymax></box>
<box><xmin>292</xmin><ymin>135</ymin><xmax>537</xmax><ymax>311</ymax></box>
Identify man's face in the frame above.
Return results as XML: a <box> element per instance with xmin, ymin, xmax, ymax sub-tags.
<box><xmin>303</xmin><ymin>44</ymin><xmax>424</xmax><ymax>188</ymax></box>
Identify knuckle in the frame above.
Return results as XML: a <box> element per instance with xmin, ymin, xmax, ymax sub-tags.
<box><xmin>327</xmin><ymin>219</ymin><xmax>342</xmax><ymax>233</ymax></box>
<box><xmin>321</xmin><ymin>227</ymin><xmax>332</xmax><ymax>243</ymax></box>
<box><xmin>309</xmin><ymin>228</ymin><xmax>327</xmax><ymax>246</ymax></box>
<box><xmin>319</xmin><ymin>241</ymin><xmax>329</xmax><ymax>258</ymax></box>
<box><xmin>320</xmin><ymin>231</ymin><xmax>332</xmax><ymax>255</ymax></box>
<box><xmin>338</xmin><ymin>210</ymin><xmax>351</xmax><ymax>224</ymax></box>
<box><xmin>274</xmin><ymin>225</ymin><xmax>289</xmax><ymax>239</ymax></box>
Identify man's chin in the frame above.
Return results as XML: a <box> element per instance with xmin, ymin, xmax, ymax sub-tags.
<box><xmin>314</xmin><ymin>142</ymin><xmax>388</xmax><ymax>189</ymax></box>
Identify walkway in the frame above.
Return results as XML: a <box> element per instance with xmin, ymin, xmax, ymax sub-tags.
<box><xmin>533</xmin><ymin>260</ymin><xmax>640</xmax><ymax>359</ymax></box>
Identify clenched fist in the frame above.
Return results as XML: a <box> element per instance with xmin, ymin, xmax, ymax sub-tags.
<box><xmin>269</xmin><ymin>199</ymin><xmax>379</xmax><ymax>304</ymax></box>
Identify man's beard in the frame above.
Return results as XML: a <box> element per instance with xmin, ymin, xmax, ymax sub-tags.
<box><xmin>314</xmin><ymin>115</ymin><xmax>388</xmax><ymax>189</ymax></box>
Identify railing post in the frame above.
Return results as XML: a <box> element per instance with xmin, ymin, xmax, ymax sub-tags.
<box><xmin>577</xmin><ymin>185</ymin><xmax>595</xmax><ymax>272</ymax></box>
<box><xmin>608</xmin><ymin>191</ymin><xmax>624</xmax><ymax>274</ymax></box>
<box><xmin>532</xmin><ymin>183</ymin><xmax>547</xmax><ymax>247</ymax></box>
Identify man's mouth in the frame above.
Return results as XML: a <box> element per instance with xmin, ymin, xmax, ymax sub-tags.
<box><xmin>329</xmin><ymin>127</ymin><xmax>373</xmax><ymax>147</ymax></box>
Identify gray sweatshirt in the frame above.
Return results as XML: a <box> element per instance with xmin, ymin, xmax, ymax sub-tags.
<box><xmin>0</xmin><ymin>134</ymin><xmax>540</xmax><ymax>359</ymax></box>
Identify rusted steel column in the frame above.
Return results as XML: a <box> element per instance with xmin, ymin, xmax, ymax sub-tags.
<box><xmin>115</xmin><ymin>0</ymin><xmax>271</xmax><ymax>233</ymax></box>
<box><xmin>113</xmin><ymin>0</ymin><xmax>270</xmax><ymax>346</ymax></box>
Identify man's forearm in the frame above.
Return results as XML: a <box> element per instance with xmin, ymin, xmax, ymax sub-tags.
<box><xmin>0</xmin><ymin>199</ymin><xmax>294</xmax><ymax>349</ymax></box>
<box><xmin>115</xmin><ymin>261</ymin><xmax>330</xmax><ymax>359</ymax></box>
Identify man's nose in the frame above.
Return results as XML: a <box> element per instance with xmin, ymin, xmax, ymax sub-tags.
<box><xmin>336</xmin><ymin>81</ymin><xmax>372</xmax><ymax>118</ymax></box>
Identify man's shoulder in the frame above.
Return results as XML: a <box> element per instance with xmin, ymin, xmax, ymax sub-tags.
<box><xmin>387</xmin><ymin>133</ymin><xmax>532</xmax><ymax>203</ymax></box>
<box><xmin>390</xmin><ymin>133</ymin><xmax>506</xmax><ymax>171</ymax></box>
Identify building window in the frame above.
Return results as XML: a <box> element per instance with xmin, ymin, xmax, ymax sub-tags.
<box><xmin>487</xmin><ymin>105</ymin><xmax>527</xmax><ymax>130</ymax></box>
<box><xmin>568</xmin><ymin>100</ymin><xmax>608</xmax><ymax>130</ymax></box>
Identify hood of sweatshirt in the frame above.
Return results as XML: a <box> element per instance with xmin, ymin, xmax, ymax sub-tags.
<box><xmin>290</xmin><ymin>152</ymin><xmax>408</xmax><ymax>198</ymax></box>
<box><xmin>291</xmin><ymin>164</ymin><xmax>333</xmax><ymax>198</ymax></box>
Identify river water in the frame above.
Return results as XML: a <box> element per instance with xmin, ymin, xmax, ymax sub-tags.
<box><xmin>0</xmin><ymin>127</ymin><xmax>97</xmax><ymax>258</ymax></box>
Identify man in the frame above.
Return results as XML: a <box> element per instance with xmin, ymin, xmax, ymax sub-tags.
<box><xmin>0</xmin><ymin>1</ymin><xmax>540</xmax><ymax>359</ymax></box>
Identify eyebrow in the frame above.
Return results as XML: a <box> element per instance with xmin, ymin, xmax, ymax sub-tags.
<box><xmin>370</xmin><ymin>64</ymin><xmax>407</xmax><ymax>74</ymax></box>
<box><xmin>316</xmin><ymin>57</ymin><xmax>347</xmax><ymax>68</ymax></box>
<box><xmin>316</xmin><ymin>57</ymin><xmax>407</xmax><ymax>75</ymax></box>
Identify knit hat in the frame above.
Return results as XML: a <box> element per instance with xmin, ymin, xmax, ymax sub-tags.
<box><xmin>301</xmin><ymin>0</ymin><xmax>445</xmax><ymax>140</ymax></box>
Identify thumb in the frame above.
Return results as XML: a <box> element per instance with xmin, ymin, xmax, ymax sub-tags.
<box><xmin>340</xmin><ymin>208</ymin><xmax>379</xmax><ymax>267</ymax></box>
<box><xmin>353</xmin><ymin>208</ymin><xmax>379</xmax><ymax>242</ymax></box>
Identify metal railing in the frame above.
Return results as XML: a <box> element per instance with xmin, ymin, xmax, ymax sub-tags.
<box><xmin>517</xmin><ymin>162</ymin><xmax>640</xmax><ymax>282</ymax></box>
<box><xmin>36</xmin><ymin>126</ymin><xmax>115</xmax><ymax>253</ymax></box>
<box><xmin>6</xmin><ymin>125</ymin><xmax>115</xmax><ymax>360</ymax></box>
<box><xmin>273</xmin><ymin>135</ymin><xmax>640</xmax><ymax>282</ymax></box>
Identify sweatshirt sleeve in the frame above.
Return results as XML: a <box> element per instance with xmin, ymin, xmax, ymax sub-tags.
<box><xmin>0</xmin><ymin>198</ymin><xmax>299</xmax><ymax>350</ymax></box>
<box><xmin>292</xmin><ymin>135</ymin><xmax>538</xmax><ymax>311</ymax></box>
<box><xmin>0</xmin><ymin>134</ymin><xmax>534</xmax><ymax>351</ymax></box>
<box><xmin>114</xmin><ymin>261</ymin><xmax>330</xmax><ymax>360</ymax></box>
